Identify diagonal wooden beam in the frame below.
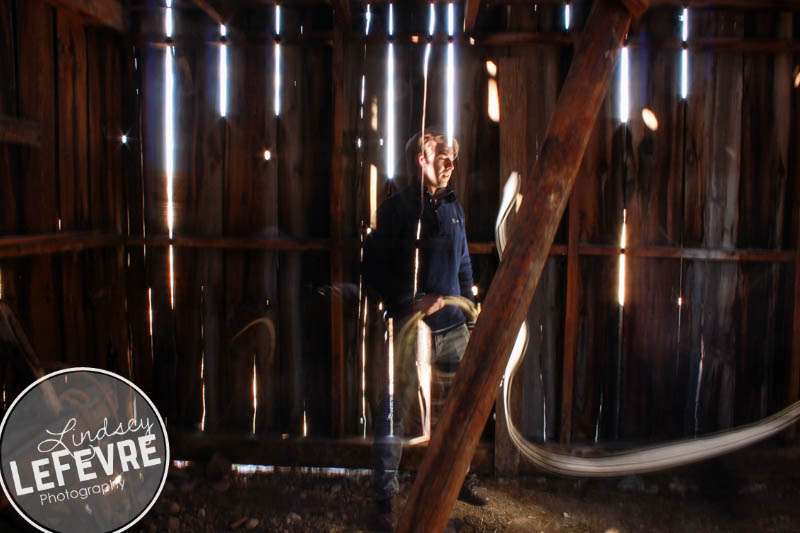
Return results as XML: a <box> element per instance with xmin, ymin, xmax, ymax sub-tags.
<box><xmin>395</xmin><ymin>0</ymin><xmax>643</xmax><ymax>531</ymax></box>
<box><xmin>42</xmin><ymin>0</ymin><xmax>127</xmax><ymax>32</ymax></box>
<box><xmin>463</xmin><ymin>0</ymin><xmax>482</xmax><ymax>33</ymax></box>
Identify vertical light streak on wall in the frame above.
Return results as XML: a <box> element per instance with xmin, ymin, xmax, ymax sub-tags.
<box><xmin>366</xmin><ymin>4</ymin><xmax>372</xmax><ymax>35</ymax></box>
<box><xmin>360</xmin><ymin>75</ymin><xmax>365</xmax><ymax>119</ymax></box>
<box><xmin>565</xmin><ymin>2</ymin><xmax>571</xmax><ymax>31</ymax></box>
<box><xmin>251</xmin><ymin>354</ymin><xmax>258</xmax><ymax>434</ymax></box>
<box><xmin>386</xmin><ymin>50</ymin><xmax>395</xmax><ymax>178</ymax></box>
<box><xmin>200</xmin><ymin>354</ymin><xmax>206</xmax><ymax>431</ymax></box>
<box><xmin>360</xmin><ymin>297</ymin><xmax>369</xmax><ymax>437</ymax></box>
<box><xmin>302</xmin><ymin>408</ymin><xmax>308</xmax><ymax>437</ymax></box>
<box><xmin>165</xmin><ymin>2</ymin><xmax>176</xmax><ymax>310</ymax></box>
<box><xmin>369</xmin><ymin>164</ymin><xmax>378</xmax><ymax>228</ymax></box>
<box><xmin>446</xmin><ymin>3</ymin><xmax>455</xmax><ymax>147</ymax></box>
<box><xmin>148</xmin><ymin>288</ymin><xmax>154</xmax><ymax>361</ymax></box>
<box><xmin>429</xmin><ymin>2</ymin><xmax>436</xmax><ymax>36</ymax></box>
<box><xmin>388</xmin><ymin>317</ymin><xmax>394</xmax><ymax>435</ymax></box>
<box><xmin>274</xmin><ymin>5</ymin><xmax>281</xmax><ymax>117</ymax></box>
<box><xmin>681</xmin><ymin>8</ymin><xmax>689</xmax><ymax>99</ymax></box>
<box><xmin>220</xmin><ymin>25</ymin><xmax>227</xmax><ymax>117</ymax></box>
<box><xmin>618</xmin><ymin>209</ymin><xmax>627</xmax><ymax>306</ymax></box>
<box><xmin>487</xmin><ymin>78</ymin><xmax>500</xmax><ymax>122</ymax></box>
<box><xmin>619</xmin><ymin>46</ymin><xmax>629</xmax><ymax>123</ymax></box>
<box><xmin>694</xmin><ymin>337</ymin><xmax>705</xmax><ymax>435</ymax></box>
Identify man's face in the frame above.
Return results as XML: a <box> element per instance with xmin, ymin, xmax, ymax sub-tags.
<box><xmin>419</xmin><ymin>139</ymin><xmax>456</xmax><ymax>193</ymax></box>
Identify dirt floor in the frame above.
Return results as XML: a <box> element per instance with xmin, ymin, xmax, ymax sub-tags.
<box><xmin>2</xmin><ymin>450</ymin><xmax>800</xmax><ymax>532</ymax></box>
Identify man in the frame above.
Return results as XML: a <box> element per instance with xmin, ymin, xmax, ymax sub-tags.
<box><xmin>363</xmin><ymin>129</ymin><xmax>488</xmax><ymax>528</ymax></box>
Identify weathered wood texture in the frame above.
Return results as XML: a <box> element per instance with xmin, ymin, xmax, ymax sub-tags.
<box><xmin>42</xmin><ymin>0</ymin><xmax>127</xmax><ymax>32</ymax></box>
<box><xmin>397</xmin><ymin>2</ymin><xmax>632</xmax><ymax>530</ymax></box>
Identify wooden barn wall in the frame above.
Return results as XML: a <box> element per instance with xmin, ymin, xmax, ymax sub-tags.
<box><xmin>2</xmin><ymin>0</ymin><xmax>799</xmax><ymax>471</ymax></box>
<box><xmin>0</xmin><ymin>0</ymin><xmax>129</xmax><ymax>417</ymax></box>
<box><xmin>107</xmin><ymin>1</ymin><xmax>800</xmax><ymax>469</ymax></box>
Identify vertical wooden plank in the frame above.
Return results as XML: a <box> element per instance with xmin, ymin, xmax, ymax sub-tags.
<box><xmin>734</xmin><ymin>12</ymin><xmax>791</xmax><ymax>427</ymax></box>
<box><xmin>0</xmin><ymin>0</ymin><xmax>20</xmax><ymax>236</ymax></box>
<box><xmin>330</xmin><ymin>28</ymin><xmax>345</xmax><ymax>437</ymax></box>
<box><xmin>171</xmin><ymin>11</ymin><xmax>209</xmax><ymax>428</ymax></box>
<box><xmin>560</xmin><ymin>198</ymin><xmax>580</xmax><ymax>444</ymax></box>
<box><xmin>618</xmin><ymin>9</ymin><xmax>686</xmax><ymax>441</ymax></box>
<box><xmin>124</xmin><ymin>40</ymin><xmax>153</xmax><ymax>393</ymax></box>
<box><xmin>681</xmin><ymin>9</ymin><xmax>743</xmax><ymax>435</ymax></box>
<box><xmin>56</xmin><ymin>10</ymin><xmax>91</xmax><ymax>367</ymax></box>
<box><xmin>495</xmin><ymin>56</ymin><xmax>526</xmax><ymax>474</ymax></box>
<box><xmin>223</xmin><ymin>6</ymin><xmax>276</xmax><ymax>433</ymax></box>
<box><xmin>16</xmin><ymin>0</ymin><xmax>62</xmax><ymax>365</ymax></box>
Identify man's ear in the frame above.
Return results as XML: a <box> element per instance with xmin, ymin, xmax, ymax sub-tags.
<box><xmin>416</xmin><ymin>152</ymin><xmax>426</xmax><ymax>168</ymax></box>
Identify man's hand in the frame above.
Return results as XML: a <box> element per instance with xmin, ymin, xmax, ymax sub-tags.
<box><xmin>413</xmin><ymin>294</ymin><xmax>444</xmax><ymax>316</ymax></box>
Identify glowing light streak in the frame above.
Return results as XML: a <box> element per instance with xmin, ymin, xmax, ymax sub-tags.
<box><xmin>121</xmin><ymin>134</ymin><xmax>128</xmax><ymax>144</ymax></box>
<box><xmin>252</xmin><ymin>355</ymin><xmax>257</xmax><ymax>434</ymax></box>
<box><xmin>618</xmin><ymin>209</ymin><xmax>627</xmax><ymax>306</ymax></box>
<box><xmin>429</xmin><ymin>2</ymin><xmax>436</xmax><ymax>36</ymax></box>
<box><xmin>447</xmin><ymin>43</ymin><xmax>455</xmax><ymax>147</ymax></box>
<box><xmin>488</xmin><ymin>78</ymin><xmax>500</xmax><ymax>122</ymax></box>
<box><xmin>169</xmin><ymin>245</ymin><xmax>175</xmax><ymax>309</ymax></box>
<box><xmin>389</xmin><ymin>3</ymin><xmax>394</xmax><ymax>37</ymax></box>
<box><xmin>274</xmin><ymin>43</ymin><xmax>281</xmax><ymax>117</ymax></box>
<box><xmin>264</xmin><ymin>150</ymin><xmax>271</xmax><ymax>160</ymax></box>
<box><xmin>366</xmin><ymin>4</ymin><xmax>372</xmax><ymax>35</ymax></box>
<box><xmin>471</xmin><ymin>285</ymin><xmax>478</xmax><ymax>297</ymax></box>
<box><xmin>388</xmin><ymin>318</ymin><xmax>394</xmax><ymax>435</ymax></box>
<box><xmin>360</xmin><ymin>297</ymin><xmax>369</xmax><ymax>436</ymax></box>
<box><xmin>642</xmin><ymin>108</ymin><xmax>659</xmax><ymax>131</ymax></box>
<box><xmin>485</xmin><ymin>60</ymin><xmax>497</xmax><ymax>77</ymax></box>
<box><xmin>302</xmin><ymin>409</ymin><xmax>308</xmax><ymax>437</ymax></box>
<box><xmin>220</xmin><ymin>25</ymin><xmax>227</xmax><ymax>117</ymax></box>
<box><xmin>386</xmin><ymin>43</ymin><xmax>395</xmax><ymax>179</ymax></box>
<box><xmin>165</xmin><ymin>0</ymin><xmax>173</xmax><ymax>38</ymax></box>
<box><xmin>681</xmin><ymin>9</ymin><xmax>689</xmax><ymax>99</ymax></box>
<box><xmin>619</xmin><ymin>46</ymin><xmax>629</xmax><ymax>123</ymax></box>
<box><xmin>369</xmin><ymin>164</ymin><xmax>378</xmax><ymax>228</ymax></box>
<box><xmin>200</xmin><ymin>354</ymin><xmax>206</xmax><ymax>431</ymax></box>
<box><xmin>447</xmin><ymin>2</ymin><xmax>454</xmax><ymax>37</ymax></box>
<box><xmin>565</xmin><ymin>2</ymin><xmax>571</xmax><ymax>30</ymax></box>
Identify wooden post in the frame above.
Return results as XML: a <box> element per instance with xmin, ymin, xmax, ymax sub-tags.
<box><xmin>330</xmin><ymin>28</ymin><xmax>346</xmax><ymax>436</ymax></box>
<box><xmin>494</xmin><ymin>56</ymin><xmax>527</xmax><ymax>476</ymax></box>
<box><xmin>396</xmin><ymin>1</ymin><xmax>635</xmax><ymax>531</ymax></box>
<box><xmin>560</xmin><ymin>196</ymin><xmax>580</xmax><ymax>444</ymax></box>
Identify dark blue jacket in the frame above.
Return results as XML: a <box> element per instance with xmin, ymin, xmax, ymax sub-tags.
<box><xmin>362</xmin><ymin>183</ymin><xmax>475</xmax><ymax>333</ymax></box>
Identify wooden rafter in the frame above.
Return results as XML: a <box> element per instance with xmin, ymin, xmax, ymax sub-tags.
<box><xmin>42</xmin><ymin>0</ymin><xmax>127</xmax><ymax>32</ymax></box>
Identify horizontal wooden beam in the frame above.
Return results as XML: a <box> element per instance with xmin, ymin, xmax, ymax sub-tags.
<box><xmin>125</xmin><ymin>235</ymin><xmax>332</xmax><ymax>251</ymax></box>
<box><xmin>42</xmin><ymin>0</ymin><xmax>127</xmax><ymax>32</ymax></box>
<box><xmin>489</xmin><ymin>0</ymin><xmax>800</xmax><ymax>8</ymax></box>
<box><xmin>168</xmin><ymin>429</ymin><xmax>492</xmax><ymax>474</ymax></box>
<box><xmin>0</xmin><ymin>115</ymin><xmax>41</xmax><ymax>147</ymax></box>
<box><xmin>581</xmin><ymin>245</ymin><xmax>796</xmax><ymax>262</ymax></box>
<box><xmin>0</xmin><ymin>232</ymin><xmax>121</xmax><ymax>258</ymax></box>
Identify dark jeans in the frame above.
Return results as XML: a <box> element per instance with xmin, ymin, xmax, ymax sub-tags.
<box><xmin>372</xmin><ymin>323</ymin><xmax>470</xmax><ymax>500</ymax></box>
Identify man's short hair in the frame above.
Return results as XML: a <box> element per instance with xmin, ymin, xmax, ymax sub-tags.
<box><xmin>404</xmin><ymin>127</ymin><xmax>460</xmax><ymax>179</ymax></box>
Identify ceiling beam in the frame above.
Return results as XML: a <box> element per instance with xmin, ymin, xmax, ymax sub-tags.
<box><xmin>42</xmin><ymin>0</ymin><xmax>127</xmax><ymax>32</ymax></box>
